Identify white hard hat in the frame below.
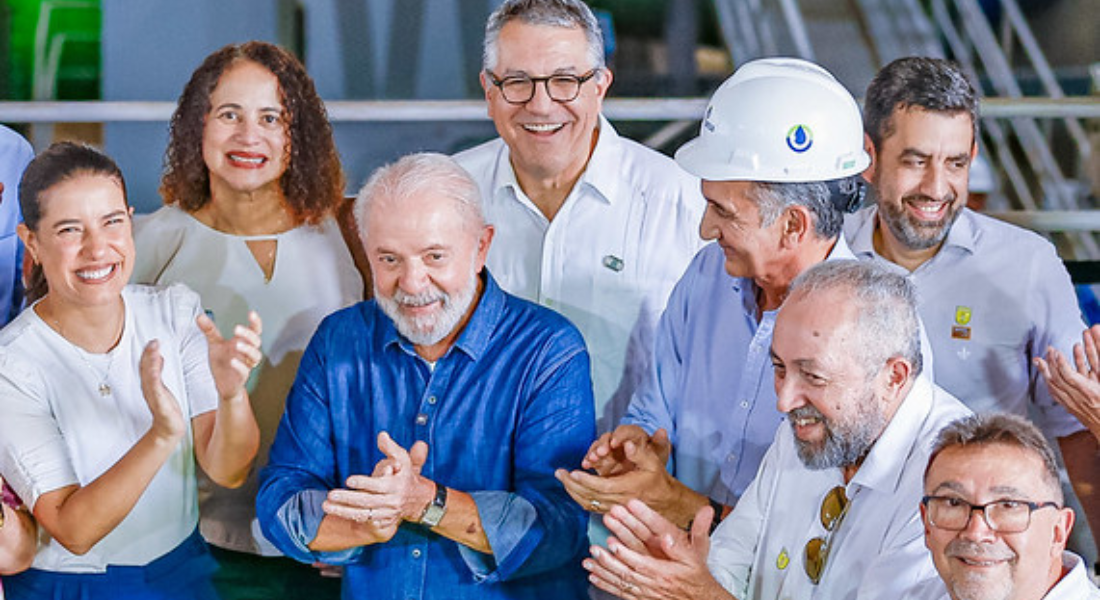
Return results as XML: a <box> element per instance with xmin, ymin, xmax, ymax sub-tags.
<box><xmin>676</xmin><ymin>57</ymin><xmax>871</xmax><ymax>182</ymax></box>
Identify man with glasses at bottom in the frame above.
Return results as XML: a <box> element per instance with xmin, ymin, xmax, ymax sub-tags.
<box><xmin>455</xmin><ymin>0</ymin><xmax>704</xmax><ymax>435</ymax></box>
<box><xmin>582</xmin><ymin>260</ymin><xmax>970</xmax><ymax>599</ymax></box>
<box><xmin>918</xmin><ymin>413</ymin><xmax>1100</xmax><ymax>600</ymax></box>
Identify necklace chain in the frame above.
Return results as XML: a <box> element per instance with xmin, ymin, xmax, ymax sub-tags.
<box><xmin>37</xmin><ymin>303</ymin><xmax>121</xmax><ymax>397</ymax></box>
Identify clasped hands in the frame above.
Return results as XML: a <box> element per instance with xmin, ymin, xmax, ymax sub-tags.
<box><xmin>321</xmin><ymin>431</ymin><xmax>436</xmax><ymax>545</ymax></box>
<box><xmin>555</xmin><ymin>425</ymin><xmax>698</xmax><ymax>528</ymax></box>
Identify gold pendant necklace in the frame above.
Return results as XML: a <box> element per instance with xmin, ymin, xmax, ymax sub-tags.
<box><xmin>73</xmin><ymin>345</ymin><xmax>115</xmax><ymax>397</ymax></box>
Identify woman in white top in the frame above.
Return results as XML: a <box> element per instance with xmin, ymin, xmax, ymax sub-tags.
<box><xmin>0</xmin><ymin>142</ymin><xmax>261</xmax><ymax>599</ymax></box>
<box><xmin>132</xmin><ymin>41</ymin><xmax>361</xmax><ymax>600</ymax></box>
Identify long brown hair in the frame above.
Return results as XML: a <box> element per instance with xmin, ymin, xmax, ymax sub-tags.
<box><xmin>159</xmin><ymin>41</ymin><xmax>344</xmax><ymax>225</ymax></box>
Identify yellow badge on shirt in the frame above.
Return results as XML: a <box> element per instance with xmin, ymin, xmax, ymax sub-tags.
<box><xmin>777</xmin><ymin>548</ymin><xmax>790</xmax><ymax>570</ymax></box>
<box><xmin>954</xmin><ymin>306</ymin><xmax>972</xmax><ymax>326</ymax></box>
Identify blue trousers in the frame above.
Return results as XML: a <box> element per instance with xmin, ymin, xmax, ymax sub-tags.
<box><xmin>4</xmin><ymin>529</ymin><xmax>218</xmax><ymax>600</ymax></box>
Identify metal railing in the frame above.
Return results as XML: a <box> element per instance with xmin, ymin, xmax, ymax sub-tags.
<box><xmin>929</xmin><ymin>0</ymin><xmax>1098</xmax><ymax>260</ymax></box>
<box><xmin>0</xmin><ymin>97</ymin><xmax>1094</xmax><ymax>124</ymax></box>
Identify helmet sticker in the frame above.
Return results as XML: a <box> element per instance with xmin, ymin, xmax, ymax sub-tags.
<box><xmin>785</xmin><ymin>124</ymin><xmax>813</xmax><ymax>153</ymax></box>
<box><xmin>704</xmin><ymin>105</ymin><xmax>716</xmax><ymax>132</ymax></box>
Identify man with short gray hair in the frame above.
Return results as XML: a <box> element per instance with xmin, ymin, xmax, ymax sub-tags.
<box><xmin>919</xmin><ymin>413</ymin><xmax>1100</xmax><ymax>599</ymax></box>
<box><xmin>557</xmin><ymin>57</ymin><xmax>868</xmax><ymax>532</ymax></box>
<box><xmin>583</xmin><ymin>259</ymin><xmax>971</xmax><ymax>599</ymax></box>
<box><xmin>456</xmin><ymin>0</ymin><xmax>704</xmax><ymax>433</ymax></box>
<box><xmin>258</xmin><ymin>152</ymin><xmax>595</xmax><ymax>599</ymax></box>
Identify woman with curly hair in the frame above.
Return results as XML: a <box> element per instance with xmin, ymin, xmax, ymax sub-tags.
<box><xmin>132</xmin><ymin>41</ymin><xmax>360</xmax><ymax>599</ymax></box>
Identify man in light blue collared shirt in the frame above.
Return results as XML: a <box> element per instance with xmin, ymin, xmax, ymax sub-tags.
<box><xmin>557</xmin><ymin>58</ymin><xmax>872</xmax><ymax>529</ymax></box>
<box><xmin>845</xmin><ymin>56</ymin><xmax>1100</xmax><ymax>558</ymax></box>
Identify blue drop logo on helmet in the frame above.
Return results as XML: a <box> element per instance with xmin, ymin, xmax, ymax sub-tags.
<box><xmin>785</xmin><ymin>124</ymin><xmax>813</xmax><ymax>153</ymax></box>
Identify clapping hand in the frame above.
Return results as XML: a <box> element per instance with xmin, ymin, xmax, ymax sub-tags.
<box><xmin>198</xmin><ymin>311</ymin><xmax>263</xmax><ymax>402</ymax></box>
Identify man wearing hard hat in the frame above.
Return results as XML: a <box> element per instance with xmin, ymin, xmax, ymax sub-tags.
<box><xmin>557</xmin><ymin>58</ymin><xmax>871</xmax><ymax>534</ymax></box>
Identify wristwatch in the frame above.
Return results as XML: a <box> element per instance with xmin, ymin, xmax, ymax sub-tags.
<box><xmin>418</xmin><ymin>482</ymin><xmax>448</xmax><ymax>528</ymax></box>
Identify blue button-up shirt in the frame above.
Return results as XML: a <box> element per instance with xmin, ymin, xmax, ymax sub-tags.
<box><xmin>257</xmin><ymin>272</ymin><xmax>594</xmax><ymax>599</ymax></box>
<box><xmin>624</xmin><ymin>237</ymin><xmax>854</xmax><ymax>505</ymax></box>
<box><xmin>0</xmin><ymin>126</ymin><xmax>34</xmax><ymax>325</ymax></box>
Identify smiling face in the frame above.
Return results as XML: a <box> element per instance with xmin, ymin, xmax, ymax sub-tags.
<box><xmin>367</xmin><ymin>191</ymin><xmax>492</xmax><ymax>354</ymax></box>
<box><xmin>20</xmin><ymin>173</ymin><xmax>133</xmax><ymax>312</ymax></box>
<box><xmin>483</xmin><ymin>21</ymin><xmax>610</xmax><ymax>187</ymax></box>
<box><xmin>922</xmin><ymin>444</ymin><xmax>1072</xmax><ymax>600</ymax></box>
<box><xmin>868</xmin><ymin>107</ymin><xmax>975</xmax><ymax>257</ymax></box>
<box><xmin>201</xmin><ymin>60</ymin><xmax>289</xmax><ymax>201</ymax></box>
<box><xmin>770</xmin><ymin>288</ymin><xmax>891</xmax><ymax>469</ymax></box>
<box><xmin>699</xmin><ymin>179</ymin><xmax>787</xmax><ymax>282</ymax></box>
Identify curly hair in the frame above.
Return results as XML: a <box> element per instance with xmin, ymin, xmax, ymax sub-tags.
<box><xmin>160</xmin><ymin>41</ymin><xmax>344</xmax><ymax>225</ymax></box>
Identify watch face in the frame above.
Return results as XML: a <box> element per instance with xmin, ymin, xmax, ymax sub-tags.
<box><xmin>421</xmin><ymin>503</ymin><xmax>445</xmax><ymax>527</ymax></box>
<box><xmin>419</xmin><ymin>484</ymin><xmax>448</xmax><ymax>527</ymax></box>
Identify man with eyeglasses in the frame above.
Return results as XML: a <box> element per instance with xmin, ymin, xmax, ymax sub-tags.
<box><xmin>582</xmin><ymin>260</ymin><xmax>970</xmax><ymax>599</ymax></box>
<box><xmin>455</xmin><ymin>0</ymin><xmax>704</xmax><ymax>434</ymax></box>
<box><xmin>918</xmin><ymin>413</ymin><xmax>1100</xmax><ymax>599</ymax></box>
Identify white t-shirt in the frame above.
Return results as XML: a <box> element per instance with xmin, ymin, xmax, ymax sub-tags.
<box><xmin>0</xmin><ymin>284</ymin><xmax>216</xmax><ymax>572</ymax></box>
<box><xmin>132</xmin><ymin>206</ymin><xmax>362</xmax><ymax>554</ymax></box>
<box><xmin>455</xmin><ymin>116</ymin><xmax>705</xmax><ymax>432</ymax></box>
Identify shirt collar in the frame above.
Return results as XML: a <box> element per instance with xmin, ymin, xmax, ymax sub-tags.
<box><xmin>850</xmin><ymin>371</ymin><xmax>936</xmax><ymax>494</ymax></box>
<box><xmin>379</xmin><ymin>270</ymin><xmax>505</xmax><ymax>363</ymax></box>
<box><xmin>488</xmin><ymin>114</ymin><xmax>621</xmax><ymax>207</ymax></box>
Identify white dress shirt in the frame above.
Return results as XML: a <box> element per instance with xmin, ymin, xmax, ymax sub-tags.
<box><xmin>708</xmin><ymin>372</ymin><xmax>971</xmax><ymax>599</ymax></box>
<box><xmin>455</xmin><ymin>116</ymin><xmax>705</xmax><ymax>431</ymax></box>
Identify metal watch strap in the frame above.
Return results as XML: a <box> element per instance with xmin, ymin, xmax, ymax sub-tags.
<box><xmin>418</xmin><ymin>482</ymin><xmax>448</xmax><ymax>527</ymax></box>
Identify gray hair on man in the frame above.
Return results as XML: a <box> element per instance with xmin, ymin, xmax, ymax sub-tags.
<box><xmin>354</xmin><ymin>152</ymin><xmax>486</xmax><ymax>237</ymax></box>
<box><xmin>750</xmin><ymin>176</ymin><xmax>861</xmax><ymax>240</ymax></box>
<box><xmin>788</xmin><ymin>259</ymin><xmax>924</xmax><ymax>378</ymax></box>
<box><xmin>482</xmin><ymin>0</ymin><xmax>605</xmax><ymax>73</ymax></box>
<box><xmin>926</xmin><ymin>413</ymin><xmax>1064</xmax><ymax>504</ymax></box>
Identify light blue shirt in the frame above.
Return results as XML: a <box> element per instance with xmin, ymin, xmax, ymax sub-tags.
<box><xmin>845</xmin><ymin>206</ymin><xmax>1085</xmax><ymax>437</ymax></box>
<box><xmin>623</xmin><ymin>236</ymin><xmax>855</xmax><ymax>505</ymax></box>
<box><xmin>0</xmin><ymin>126</ymin><xmax>34</xmax><ymax>325</ymax></box>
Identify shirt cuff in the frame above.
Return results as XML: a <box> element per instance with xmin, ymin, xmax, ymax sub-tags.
<box><xmin>276</xmin><ymin>488</ymin><xmax>362</xmax><ymax>565</ymax></box>
<box><xmin>457</xmin><ymin>490</ymin><xmax>537</xmax><ymax>581</ymax></box>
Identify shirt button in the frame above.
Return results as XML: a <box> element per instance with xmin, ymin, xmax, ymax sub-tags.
<box><xmin>415</xmin><ymin>414</ymin><xmax>428</xmax><ymax>425</ymax></box>
<box><xmin>726</xmin><ymin>453</ymin><xmax>737</xmax><ymax>463</ymax></box>
<box><xmin>428</xmin><ymin>396</ymin><xmax>437</xmax><ymax>405</ymax></box>
<box><xmin>411</xmin><ymin>548</ymin><xmax>422</xmax><ymax>558</ymax></box>
<box><xmin>739</xmin><ymin>401</ymin><xmax>750</xmax><ymax>409</ymax></box>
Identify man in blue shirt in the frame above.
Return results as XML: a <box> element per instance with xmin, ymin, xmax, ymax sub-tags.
<box><xmin>0</xmin><ymin>125</ymin><xmax>34</xmax><ymax>324</ymax></box>
<box><xmin>557</xmin><ymin>58</ymin><xmax>869</xmax><ymax>528</ymax></box>
<box><xmin>257</xmin><ymin>153</ymin><xmax>595</xmax><ymax>599</ymax></box>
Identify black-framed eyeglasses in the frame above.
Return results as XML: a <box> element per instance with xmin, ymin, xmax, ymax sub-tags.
<box><xmin>804</xmin><ymin>486</ymin><xmax>850</xmax><ymax>585</ymax></box>
<box><xmin>922</xmin><ymin>495</ymin><xmax>1061</xmax><ymax>534</ymax></box>
<box><xmin>485</xmin><ymin>69</ymin><xmax>598</xmax><ymax>104</ymax></box>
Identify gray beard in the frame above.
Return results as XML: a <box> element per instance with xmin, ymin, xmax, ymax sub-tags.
<box><xmin>878</xmin><ymin>194</ymin><xmax>961</xmax><ymax>251</ymax></box>
<box><xmin>789</xmin><ymin>394</ymin><xmax>886</xmax><ymax>470</ymax></box>
<box><xmin>376</xmin><ymin>271</ymin><xmax>478</xmax><ymax>347</ymax></box>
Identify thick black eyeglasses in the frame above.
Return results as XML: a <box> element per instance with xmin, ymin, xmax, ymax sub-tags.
<box><xmin>922</xmin><ymin>495</ymin><xmax>1061</xmax><ymax>533</ymax></box>
<box><xmin>485</xmin><ymin>69</ymin><xmax>598</xmax><ymax>104</ymax></box>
